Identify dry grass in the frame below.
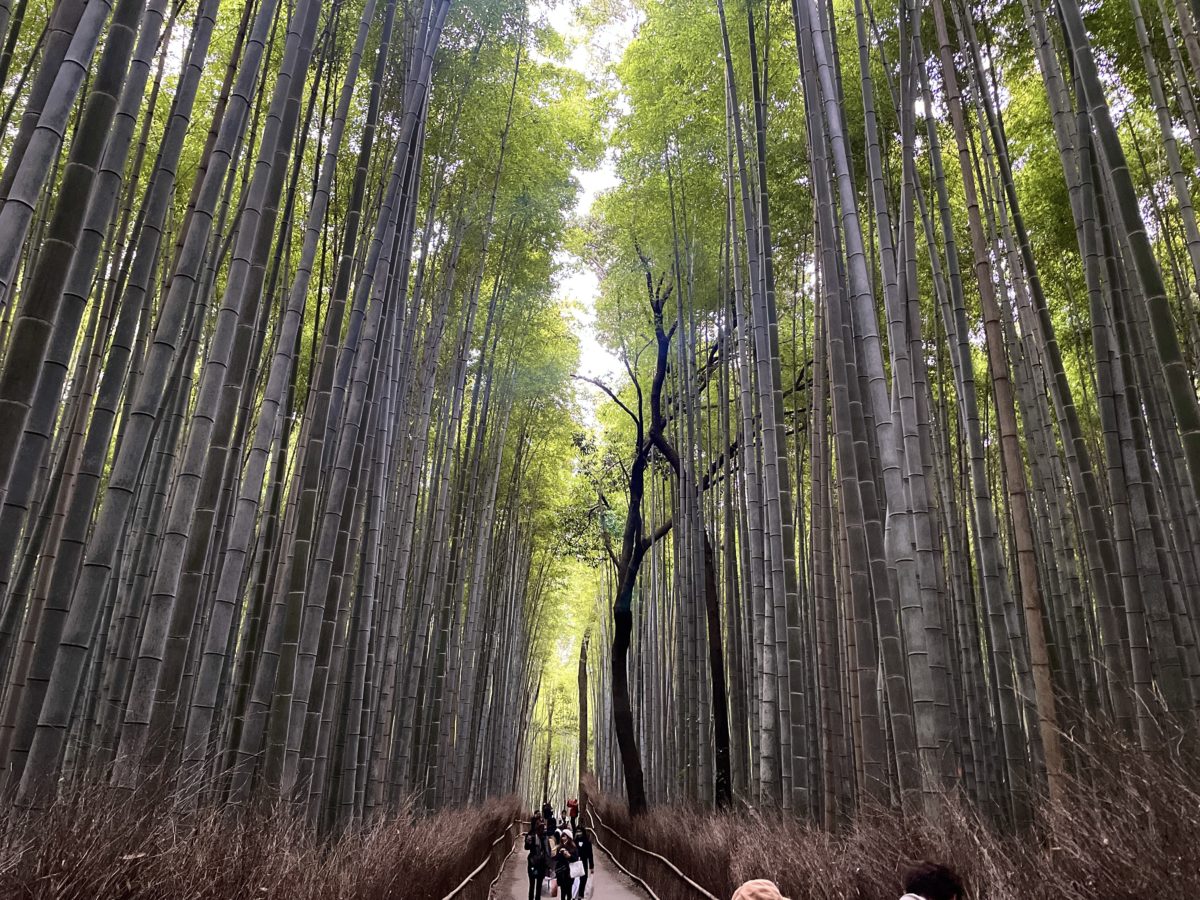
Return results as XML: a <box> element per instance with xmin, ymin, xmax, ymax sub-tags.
<box><xmin>0</xmin><ymin>781</ymin><xmax>520</xmax><ymax>899</ymax></box>
<box><xmin>586</xmin><ymin>735</ymin><xmax>1200</xmax><ymax>900</ymax></box>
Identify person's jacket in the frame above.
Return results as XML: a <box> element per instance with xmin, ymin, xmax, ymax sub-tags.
<box><xmin>554</xmin><ymin>845</ymin><xmax>577</xmax><ymax>879</ymax></box>
<box><xmin>577</xmin><ymin>833</ymin><xmax>594</xmax><ymax>870</ymax></box>
<box><xmin>524</xmin><ymin>832</ymin><xmax>550</xmax><ymax>875</ymax></box>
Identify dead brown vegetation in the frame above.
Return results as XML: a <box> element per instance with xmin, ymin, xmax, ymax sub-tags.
<box><xmin>0</xmin><ymin>785</ymin><xmax>520</xmax><ymax>899</ymax></box>
<box><xmin>585</xmin><ymin>735</ymin><xmax>1200</xmax><ymax>900</ymax></box>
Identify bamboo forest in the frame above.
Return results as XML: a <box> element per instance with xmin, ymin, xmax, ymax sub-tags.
<box><xmin>0</xmin><ymin>0</ymin><xmax>1197</xmax><ymax>894</ymax></box>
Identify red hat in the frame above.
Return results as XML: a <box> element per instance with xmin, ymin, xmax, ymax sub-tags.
<box><xmin>731</xmin><ymin>880</ymin><xmax>789</xmax><ymax>900</ymax></box>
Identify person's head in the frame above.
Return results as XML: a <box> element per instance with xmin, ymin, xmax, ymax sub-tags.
<box><xmin>574</xmin><ymin>830</ymin><xmax>585</xmax><ymax>844</ymax></box>
<box><xmin>731</xmin><ymin>880</ymin><xmax>788</xmax><ymax>900</ymax></box>
<box><xmin>535</xmin><ymin>818</ymin><xmax>546</xmax><ymax>835</ymax></box>
<box><xmin>562</xmin><ymin>834</ymin><xmax>576</xmax><ymax>850</ymax></box>
<box><xmin>901</xmin><ymin>862</ymin><xmax>966</xmax><ymax>900</ymax></box>
<box><xmin>529</xmin><ymin>814</ymin><xmax>539</xmax><ymax>830</ymax></box>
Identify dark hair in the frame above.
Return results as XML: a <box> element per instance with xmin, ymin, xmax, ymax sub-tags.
<box><xmin>902</xmin><ymin>862</ymin><xmax>965</xmax><ymax>900</ymax></box>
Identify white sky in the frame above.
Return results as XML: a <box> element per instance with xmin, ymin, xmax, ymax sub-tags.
<box><xmin>531</xmin><ymin>0</ymin><xmax>633</xmax><ymax>422</ymax></box>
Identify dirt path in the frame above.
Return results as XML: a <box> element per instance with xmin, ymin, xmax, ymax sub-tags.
<box><xmin>492</xmin><ymin>836</ymin><xmax>649</xmax><ymax>900</ymax></box>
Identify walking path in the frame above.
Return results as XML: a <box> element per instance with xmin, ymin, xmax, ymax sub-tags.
<box><xmin>493</xmin><ymin>834</ymin><xmax>649</xmax><ymax>900</ymax></box>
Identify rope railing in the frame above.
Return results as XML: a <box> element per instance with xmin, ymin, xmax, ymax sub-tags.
<box><xmin>586</xmin><ymin>806</ymin><xmax>721</xmax><ymax>900</ymax></box>
<box><xmin>584</xmin><ymin>809</ymin><xmax>663</xmax><ymax>900</ymax></box>
<box><xmin>438</xmin><ymin>820</ymin><xmax>520</xmax><ymax>900</ymax></box>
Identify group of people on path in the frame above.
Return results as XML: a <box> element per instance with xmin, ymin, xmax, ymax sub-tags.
<box><xmin>524</xmin><ymin>798</ymin><xmax>595</xmax><ymax>900</ymax></box>
<box><xmin>524</xmin><ymin>795</ymin><xmax>963</xmax><ymax>900</ymax></box>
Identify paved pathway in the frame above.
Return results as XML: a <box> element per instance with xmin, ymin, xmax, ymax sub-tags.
<box><xmin>492</xmin><ymin>835</ymin><xmax>648</xmax><ymax>900</ymax></box>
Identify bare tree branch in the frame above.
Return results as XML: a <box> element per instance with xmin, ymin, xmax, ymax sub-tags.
<box><xmin>573</xmin><ymin>374</ymin><xmax>640</xmax><ymax>427</ymax></box>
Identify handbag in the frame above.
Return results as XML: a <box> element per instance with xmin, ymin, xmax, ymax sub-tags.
<box><xmin>569</xmin><ymin>860</ymin><xmax>585</xmax><ymax>879</ymax></box>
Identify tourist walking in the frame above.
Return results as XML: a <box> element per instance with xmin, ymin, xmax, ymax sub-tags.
<box><xmin>553</xmin><ymin>832</ymin><xmax>579</xmax><ymax>898</ymax></box>
<box><xmin>573</xmin><ymin>828</ymin><xmax>594</xmax><ymax>898</ymax></box>
<box><xmin>524</xmin><ymin>816</ymin><xmax>550</xmax><ymax>900</ymax></box>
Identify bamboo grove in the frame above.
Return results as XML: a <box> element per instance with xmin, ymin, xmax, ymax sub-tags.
<box><xmin>579</xmin><ymin>0</ymin><xmax>1200</xmax><ymax>829</ymax></box>
<box><xmin>0</xmin><ymin>0</ymin><xmax>602</xmax><ymax>824</ymax></box>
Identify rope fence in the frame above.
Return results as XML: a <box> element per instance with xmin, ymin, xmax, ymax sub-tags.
<box><xmin>585</xmin><ymin>807</ymin><xmax>721</xmax><ymax>900</ymax></box>
<box><xmin>439</xmin><ymin>820</ymin><xmax>521</xmax><ymax>900</ymax></box>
